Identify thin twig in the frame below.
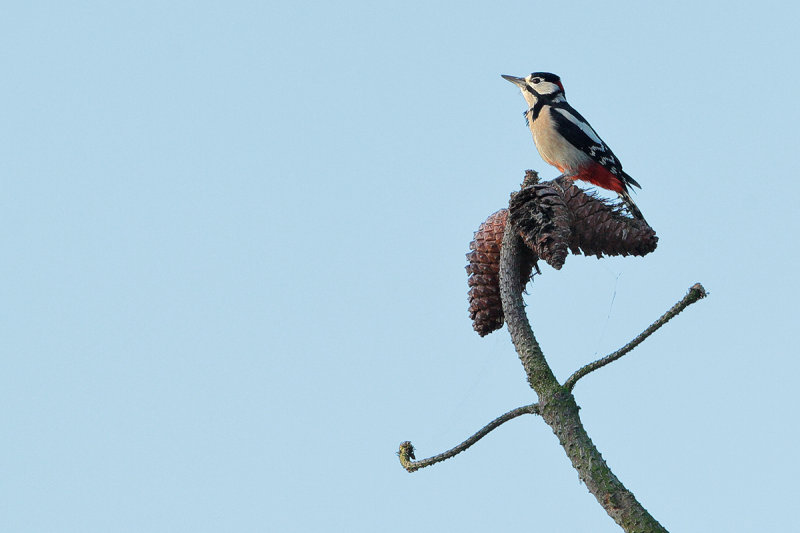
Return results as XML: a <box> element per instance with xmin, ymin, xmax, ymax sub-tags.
<box><xmin>398</xmin><ymin>403</ymin><xmax>539</xmax><ymax>473</ymax></box>
<box><xmin>564</xmin><ymin>283</ymin><xmax>707</xmax><ymax>392</ymax></box>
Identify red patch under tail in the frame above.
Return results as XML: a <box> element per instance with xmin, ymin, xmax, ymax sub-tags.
<box><xmin>572</xmin><ymin>164</ymin><xmax>625</xmax><ymax>193</ymax></box>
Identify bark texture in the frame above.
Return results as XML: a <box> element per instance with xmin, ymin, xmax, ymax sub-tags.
<box><xmin>499</xmin><ymin>211</ymin><xmax>668</xmax><ymax>533</ymax></box>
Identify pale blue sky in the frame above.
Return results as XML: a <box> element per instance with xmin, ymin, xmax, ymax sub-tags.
<box><xmin>1</xmin><ymin>1</ymin><xmax>798</xmax><ymax>531</ymax></box>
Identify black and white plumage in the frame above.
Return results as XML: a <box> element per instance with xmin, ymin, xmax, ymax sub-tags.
<box><xmin>502</xmin><ymin>72</ymin><xmax>645</xmax><ymax>221</ymax></box>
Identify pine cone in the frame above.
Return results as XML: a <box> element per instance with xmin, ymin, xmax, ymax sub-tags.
<box><xmin>466</xmin><ymin>209</ymin><xmax>535</xmax><ymax>336</ymax></box>
<box><xmin>555</xmin><ymin>177</ymin><xmax>658</xmax><ymax>258</ymax></box>
<box><xmin>466</xmin><ymin>172</ymin><xmax>657</xmax><ymax>337</ymax></box>
<box><xmin>508</xmin><ymin>182</ymin><xmax>572</xmax><ymax>270</ymax></box>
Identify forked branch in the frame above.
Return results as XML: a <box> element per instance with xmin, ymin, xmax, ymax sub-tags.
<box><xmin>499</xmin><ymin>215</ymin><xmax>670</xmax><ymax>533</ymax></box>
<box><xmin>399</xmin><ymin>172</ymin><xmax>706</xmax><ymax>532</ymax></box>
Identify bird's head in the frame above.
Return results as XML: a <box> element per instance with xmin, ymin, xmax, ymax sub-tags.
<box><xmin>502</xmin><ymin>72</ymin><xmax>565</xmax><ymax>107</ymax></box>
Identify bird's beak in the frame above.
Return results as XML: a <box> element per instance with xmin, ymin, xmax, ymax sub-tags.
<box><xmin>501</xmin><ymin>74</ymin><xmax>526</xmax><ymax>87</ymax></box>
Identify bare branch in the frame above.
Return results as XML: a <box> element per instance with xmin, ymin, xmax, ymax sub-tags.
<box><xmin>564</xmin><ymin>283</ymin><xmax>707</xmax><ymax>393</ymax></box>
<box><xmin>398</xmin><ymin>403</ymin><xmax>539</xmax><ymax>473</ymax></box>
<box><xmin>498</xmin><ymin>216</ymin><xmax>560</xmax><ymax>396</ymax></box>
<box><xmin>402</xmin><ymin>168</ymin><xmax>704</xmax><ymax>531</ymax></box>
<box><xmin>499</xmin><ymin>213</ymin><xmax>669</xmax><ymax>532</ymax></box>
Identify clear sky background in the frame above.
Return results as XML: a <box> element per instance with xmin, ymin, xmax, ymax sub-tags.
<box><xmin>2</xmin><ymin>1</ymin><xmax>798</xmax><ymax>531</ymax></box>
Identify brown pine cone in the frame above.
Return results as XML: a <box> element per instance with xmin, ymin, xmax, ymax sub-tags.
<box><xmin>466</xmin><ymin>173</ymin><xmax>657</xmax><ymax>337</ymax></box>
<box><xmin>554</xmin><ymin>177</ymin><xmax>658</xmax><ymax>258</ymax></box>
<box><xmin>508</xmin><ymin>182</ymin><xmax>573</xmax><ymax>270</ymax></box>
<box><xmin>466</xmin><ymin>209</ymin><xmax>536</xmax><ymax>336</ymax></box>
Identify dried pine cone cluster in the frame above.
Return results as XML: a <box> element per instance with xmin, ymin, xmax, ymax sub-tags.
<box><xmin>466</xmin><ymin>171</ymin><xmax>657</xmax><ymax>336</ymax></box>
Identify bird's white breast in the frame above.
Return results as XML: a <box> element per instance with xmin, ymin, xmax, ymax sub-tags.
<box><xmin>529</xmin><ymin>106</ymin><xmax>591</xmax><ymax>172</ymax></box>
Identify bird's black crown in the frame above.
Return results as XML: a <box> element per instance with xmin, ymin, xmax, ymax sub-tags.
<box><xmin>529</xmin><ymin>72</ymin><xmax>561</xmax><ymax>83</ymax></box>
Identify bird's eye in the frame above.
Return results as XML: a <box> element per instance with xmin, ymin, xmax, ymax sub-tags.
<box><xmin>530</xmin><ymin>77</ymin><xmax>541</xmax><ymax>84</ymax></box>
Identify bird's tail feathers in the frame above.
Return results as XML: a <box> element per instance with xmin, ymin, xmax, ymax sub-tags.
<box><xmin>622</xmin><ymin>171</ymin><xmax>642</xmax><ymax>190</ymax></box>
<box><xmin>618</xmin><ymin>189</ymin><xmax>647</xmax><ymax>223</ymax></box>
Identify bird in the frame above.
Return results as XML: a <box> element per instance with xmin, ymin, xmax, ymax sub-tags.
<box><xmin>502</xmin><ymin>72</ymin><xmax>646</xmax><ymax>222</ymax></box>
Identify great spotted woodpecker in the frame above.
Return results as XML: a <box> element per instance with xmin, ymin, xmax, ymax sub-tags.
<box><xmin>502</xmin><ymin>72</ymin><xmax>646</xmax><ymax>222</ymax></box>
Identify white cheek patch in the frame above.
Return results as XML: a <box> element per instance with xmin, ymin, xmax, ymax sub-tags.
<box><xmin>536</xmin><ymin>81</ymin><xmax>561</xmax><ymax>95</ymax></box>
<box><xmin>554</xmin><ymin>107</ymin><xmax>604</xmax><ymax>145</ymax></box>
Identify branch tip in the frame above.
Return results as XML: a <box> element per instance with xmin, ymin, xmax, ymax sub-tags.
<box><xmin>564</xmin><ymin>282</ymin><xmax>708</xmax><ymax>392</ymax></box>
<box><xmin>397</xmin><ymin>403</ymin><xmax>539</xmax><ymax>473</ymax></box>
<box><xmin>522</xmin><ymin>169</ymin><xmax>540</xmax><ymax>187</ymax></box>
<box><xmin>398</xmin><ymin>441</ymin><xmax>417</xmax><ymax>472</ymax></box>
<box><xmin>689</xmin><ymin>283</ymin><xmax>707</xmax><ymax>299</ymax></box>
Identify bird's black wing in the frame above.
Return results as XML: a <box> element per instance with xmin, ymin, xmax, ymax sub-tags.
<box><xmin>549</xmin><ymin>103</ymin><xmax>624</xmax><ymax>178</ymax></box>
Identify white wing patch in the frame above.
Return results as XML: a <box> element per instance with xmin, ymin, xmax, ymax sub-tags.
<box><xmin>554</xmin><ymin>107</ymin><xmax>604</xmax><ymax>145</ymax></box>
